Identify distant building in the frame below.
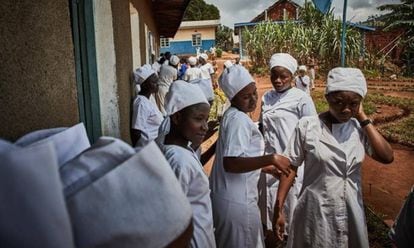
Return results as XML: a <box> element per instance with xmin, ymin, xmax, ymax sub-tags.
<box><xmin>160</xmin><ymin>20</ymin><xmax>220</xmax><ymax>55</ymax></box>
<box><xmin>251</xmin><ymin>0</ymin><xmax>300</xmax><ymax>22</ymax></box>
<box><xmin>362</xmin><ymin>14</ymin><xmax>405</xmax><ymax>64</ymax></box>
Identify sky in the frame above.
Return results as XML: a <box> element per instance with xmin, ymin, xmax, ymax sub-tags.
<box><xmin>204</xmin><ymin>0</ymin><xmax>400</xmax><ymax>28</ymax></box>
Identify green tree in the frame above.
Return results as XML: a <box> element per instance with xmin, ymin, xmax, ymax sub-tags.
<box><xmin>378</xmin><ymin>0</ymin><xmax>414</xmax><ymax>75</ymax></box>
<box><xmin>216</xmin><ymin>25</ymin><xmax>233</xmax><ymax>50</ymax></box>
<box><xmin>183</xmin><ymin>0</ymin><xmax>220</xmax><ymax>21</ymax></box>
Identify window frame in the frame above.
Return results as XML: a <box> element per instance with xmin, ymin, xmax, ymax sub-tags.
<box><xmin>192</xmin><ymin>33</ymin><xmax>202</xmax><ymax>47</ymax></box>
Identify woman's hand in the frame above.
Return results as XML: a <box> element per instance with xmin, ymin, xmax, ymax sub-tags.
<box><xmin>271</xmin><ymin>154</ymin><xmax>291</xmax><ymax>177</ymax></box>
<box><xmin>261</xmin><ymin>165</ymin><xmax>281</xmax><ymax>178</ymax></box>
<box><xmin>355</xmin><ymin>102</ymin><xmax>368</xmax><ymax>122</ymax></box>
<box><xmin>272</xmin><ymin>209</ymin><xmax>286</xmax><ymax>241</ymax></box>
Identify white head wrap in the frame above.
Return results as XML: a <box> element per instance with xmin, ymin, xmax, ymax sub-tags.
<box><xmin>188</xmin><ymin>56</ymin><xmax>197</xmax><ymax>66</ymax></box>
<box><xmin>199</xmin><ymin>53</ymin><xmax>208</xmax><ymax>61</ymax></box>
<box><xmin>219</xmin><ymin>65</ymin><xmax>255</xmax><ymax>100</ymax></box>
<box><xmin>224</xmin><ymin>60</ymin><xmax>233</xmax><ymax>69</ymax></box>
<box><xmin>269</xmin><ymin>53</ymin><xmax>298</xmax><ymax>75</ymax></box>
<box><xmin>133</xmin><ymin>64</ymin><xmax>156</xmax><ymax>85</ymax></box>
<box><xmin>164</xmin><ymin>80</ymin><xmax>209</xmax><ymax>116</ymax></box>
<box><xmin>169</xmin><ymin>55</ymin><xmax>180</xmax><ymax>66</ymax></box>
<box><xmin>189</xmin><ymin>78</ymin><xmax>215</xmax><ymax>102</ymax></box>
<box><xmin>298</xmin><ymin>65</ymin><xmax>307</xmax><ymax>72</ymax></box>
<box><xmin>325</xmin><ymin>67</ymin><xmax>367</xmax><ymax>98</ymax></box>
<box><xmin>14</xmin><ymin>123</ymin><xmax>90</xmax><ymax>167</ymax></box>
<box><xmin>63</xmin><ymin>140</ymin><xmax>193</xmax><ymax>248</ymax></box>
<box><xmin>0</xmin><ymin>141</ymin><xmax>75</xmax><ymax>247</ymax></box>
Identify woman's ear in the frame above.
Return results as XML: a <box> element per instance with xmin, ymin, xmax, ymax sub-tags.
<box><xmin>171</xmin><ymin>112</ymin><xmax>182</xmax><ymax>126</ymax></box>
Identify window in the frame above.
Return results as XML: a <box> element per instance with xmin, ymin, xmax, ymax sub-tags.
<box><xmin>192</xmin><ymin>34</ymin><xmax>201</xmax><ymax>46</ymax></box>
<box><xmin>160</xmin><ymin>37</ymin><xmax>169</xmax><ymax>48</ymax></box>
<box><xmin>283</xmin><ymin>8</ymin><xmax>288</xmax><ymax>20</ymax></box>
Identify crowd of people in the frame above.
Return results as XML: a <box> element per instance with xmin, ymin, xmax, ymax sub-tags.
<box><xmin>3</xmin><ymin>50</ymin><xmax>408</xmax><ymax>248</ymax></box>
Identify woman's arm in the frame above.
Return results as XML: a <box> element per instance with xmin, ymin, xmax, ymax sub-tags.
<box><xmin>223</xmin><ymin>154</ymin><xmax>291</xmax><ymax>176</ymax></box>
<box><xmin>356</xmin><ymin>103</ymin><xmax>394</xmax><ymax>164</ymax></box>
<box><xmin>273</xmin><ymin>165</ymin><xmax>297</xmax><ymax>240</ymax></box>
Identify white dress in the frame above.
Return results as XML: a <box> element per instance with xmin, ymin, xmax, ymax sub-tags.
<box><xmin>295</xmin><ymin>75</ymin><xmax>311</xmax><ymax>94</ymax></box>
<box><xmin>283</xmin><ymin>116</ymin><xmax>372</xmax><ymax>248</ymax></box>
<box><xmin>210</xmin><ymin>107</ymin><xmax>265</xmax><ymax>248</ymax></box>
<box><xmin>156</xmin><ymin>64</ymin><xmax>177</xmax><ymax>115</ymax></box>
<box><xmin>259</xmin><ymin>88</ymin><xmax>316</xmax><ymax>230</ymax></box>
<box><xmin>185</xmin><ymin>67</ymin><xmax>203</xmax><ymax>81</ymax></box>
<box><xmin>131</xmin><ymin>95</ymin><xmax>163</xmax><ymax>147</ymax></box>
<box><xmin>159</xmin><ymin>144</ymin><xmax>216</xmax><ymax>248</ymax></box>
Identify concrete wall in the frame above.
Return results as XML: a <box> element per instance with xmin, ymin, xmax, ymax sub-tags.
<box><xmin>111</xmin><ymin>0</ymin><xmax>135</xmax><ymax>143</ymax></box>
<box><xmin>0</xmin><ymin>0</ymin><xmax>79</xmax><ymax>141</ymax></box>
<box><xmin>94</xmin><ymin>0</ymin><xmax>121</xmax><ymax>138</ymax></box>
<box><xmin>174</xmin><ymin>27</ymin><xmax>216</xmax><ymax>41</ymax></box>
<box><xmin>161</xmin><ymin>26</ymin><xmax>216</xmax><ymax>55</ymax></box>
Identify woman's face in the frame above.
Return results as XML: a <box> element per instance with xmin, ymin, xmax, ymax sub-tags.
<box><xmin>231</xmin><ymin>82</ymin><xmax>258</xmax><ymax>113</ymax></box>
<box><xmin>142</xmin><ymin>74</ymin><xmax>159</xmax><ymax>94</ymax></box>
<box><xmin>177</xmin><ymin>103</ymin><xmax>210</xmax><ymax>146</ymax></box>
<box><xmin>270</xmin><ymin>66</ymin><xmax>293</xmax><ymax>92</ymax></box>
<box><xmin>326</xmin><ymin>91</ymin><xmax>362</xmax><ymax>123</ymax></box>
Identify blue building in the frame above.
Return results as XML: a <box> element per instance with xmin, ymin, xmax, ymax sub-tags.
<box><xmin>160</xmin><ymin>20</ymin><xmax>220</xmax><ymax>56</ymax></box>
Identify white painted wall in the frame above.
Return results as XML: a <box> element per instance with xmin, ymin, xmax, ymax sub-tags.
<box><xmin>130</xmin><ymin>3</ymin><xmax>141</xmax><ymax>70</ymax></box>
<box><xmin>93</xmin><ymin>0</ymin><xmax>121</xmax><ymax>138</ymax></box>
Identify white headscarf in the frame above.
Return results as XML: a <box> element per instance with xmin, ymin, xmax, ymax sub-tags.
<box><xmin>63</xmin><ymin>140</ymin><xmax>193</xmax><ymax>248</ymax></box>
<box><xmin>219</xmin><ymin>65</ymin><xmax>255</xmax><ymax>100</ymax></box>
<box><xmin>269</xmin><ymin>53</ymin><xmax>298</xmax><ymax>75</ymax></box>
<box><xmin>188</xmin><ymin>56</ymin><xmax>197</xmax><ymax>66</ymax></box>
<box><xmin>199</xmin><ymin>53</ymin><xmax>208</xmax><ymax>61</ymax></box>
<box><xmin>15</xmin><ymin>123</ymin><xmax>90</xmax><ymax>167</ymax></box>
<box><xmin>189</xmin><ymin>78</ymin><xmax>215</xmax><ymax>102</ymax></box>
<box><xmin>134</xmin><ymin>64</ymin><xmax>156</xmax><ymax>85</ymax></box>
<box><xmin>164</xmin><ymin>80</ymin><xmax>209</xmax><ymax>116</ymax></box>
<box><xmin>325</xmin><ymin>67</ymin><xmax>367</xmax><ymax>98</ymax></box>
<box><xmin>169</xmin><ymin>55</ymin><xmax>180</xmax><ymax>66</ymax></box>
<box><xmin>224</xmin><ymin>60</ymin><xmax>233</xmax><ymax>69</ymax></box>
<box><xmin>298</xmin><ymin>65</ymin><xmax>307</xmax><ymax>72</ymax></box>
<box><xmin>0</xmin><ymin>141</ymin><xmax>75</xmax><ymax>247</ymax></box>
<box><xmin>133</xmin><ymin>64</ymin><xmax>156</xmax><ymax>94</ymax></box>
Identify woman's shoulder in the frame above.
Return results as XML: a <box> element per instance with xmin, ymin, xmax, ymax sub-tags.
<box><xmin>161</xmin><ymin>144</ymin><xmax>198</xmax><ymax>166</ymax></box>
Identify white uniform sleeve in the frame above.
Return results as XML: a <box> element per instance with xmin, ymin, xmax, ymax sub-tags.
<box><xmin>172</xmin><ymin>164</ymin><xmax>192</xmax><ymax>195</ymax></box>
<box><xmin>283</xmin><ymin>120</ymin><xmax>307</xmax><ymax>167</ymax></box>
<box><xmin>132</xmin><ymin>100</ymin><xmax>151</xmax><ymax>131</ymax></box>
<box><xmin>222</xmin><ymin>115</ymin><xmax>251</xmax><ymax>157</ymax></box>
<box><xmin>298</xmin><ymin>94</ymin><xmax>317</xmax><ymax>117</ymax></box>
<box><xmin>208</xmin><ymin>64</ymin><xmax>214</xmax><ymax>74</ymax></box>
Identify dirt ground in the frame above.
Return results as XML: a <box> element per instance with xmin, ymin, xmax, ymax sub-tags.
<box><xmin>208</xmin><ymin>54</ymin><xmax>414</xmax><ymax>226</ymax></box>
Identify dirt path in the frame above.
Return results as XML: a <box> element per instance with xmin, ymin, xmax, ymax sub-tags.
<box><xmin>209</xmin><ymin>57</ymin><xmax>414</xmax><ymax>224</ymax></box>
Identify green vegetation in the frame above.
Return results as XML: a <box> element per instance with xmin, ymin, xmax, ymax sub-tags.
<box><xmin>215</xmin><ymin>48</ymin><xmax>222</xmax><ymax>58</ymax></box>
<box><xmin>245</xmin><ymin>2</ymin><xmax>361</xmax><ymax>73</ymax></box>
<box><xmin>216</xmin><ymin>25</ymin><xmax>233</xmax><ymax>51</ymax></box>
<box><xmin>183</xmin><ymin>0</ymin><xmax>220</xmax><ymax>21</ymax></box>
<box><xmin>365</xmin><ymin>205</ymin><xmax>394</xmax><ymax>248</ymax></box>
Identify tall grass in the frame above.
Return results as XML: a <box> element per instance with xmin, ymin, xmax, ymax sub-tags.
<box><xmin>244</xmin><ymin>3</ymin><xmax>361</xmax><ymax>74</ymax></box>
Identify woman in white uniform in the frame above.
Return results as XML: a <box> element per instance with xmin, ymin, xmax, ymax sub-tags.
<box><xmin>210</xmin><ymin>65</ymin><xmax>290</xmax><ymax>248</ymax></box>
<box><xmin>131</xmin><ymin>64</ymin><xmax>163</xmax><ymax>147</ymax></box>
<box><xmin>273</xmin><ymin>67</ymin><xmax>394</xmax><ymax>248</ymax></box>
<box><xmin>185</xmin><ymin>56</ymin><xmax>202</xmax><ymax>82</ymax></box>
<box><xmin>158</xmin><ymin>81</ymin><xmax>216</xmax><ymax>248</ymax></box>
<box><xmin>294</xmin><ymin>65</ymin><xmax>311</xmax><ymax>95</ymax></box>
<box><xmin>259</xmin><ymin>54</ymin><xmax>317</xmax><ymax>238</ymax></box>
